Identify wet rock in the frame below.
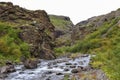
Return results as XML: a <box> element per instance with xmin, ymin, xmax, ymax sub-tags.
<box><xmin>56</xmin><ymin>72</ymin><xmax>63</xmax><ymax>75</ymax></box>
<box><xmin>57</xmin><ymin>60</ymin><xmax>63</xmax><ymax>63</ymax></box>
<box><xmin>28</xmin><ymin>72</ymin><xmax>34</xmax><ymax>74</ymax></box>
<box><xmin>71</xmin><ymin>69</ymin><xmax>79</xmax><ymax>73</ymax></box>
<box><xmin>45</xmin><ymin>71</ymin><xmax>53</xmax><ymax>74</ymax></box>
<box><xmin>64</xmin><ymin>68</ymin><xmax>69</xmax><ymax>71</ymax></box>
<box><xmin>70</xmin><ymin>65</ymin><xmax>76</xmax><ymax>68</ymax></box>
<box><xmin>65</xmin><ymin>63</ymin><xmax>72</xmax><ymax>65</ymax></box>
<box><xmin>54</xmin><ymin>65</ymin><xmax>58</xmax><ymax>67</ymax></box>
<box><xmin>60</xmin><ymin>66</ymin><xmax>64</xmax><ymax>69</ymax></box>
<box><xmin>47</xmin><ymin>62</ymin><xmax>52</xmax><ymax>66</ymax></box>
<box><xmin>52</xmin><ymin>61</ymin><xmax>57</xmax><ymax>65</ymax></box>
<box><xmin>19</xmin><ymin>71</ymin><xmax>24</xmax><ymax>74</ymax></box>
<box><xmin>83</xmin><ymin>60</ymin><xmax>86</xmax><ymax>62</ymax></box>
<box><xmin>23</xmin><ymin>59</ymin><xmax>38</xmax><ymax>69</ymax></box>
<box><xmin>74</xmin><ymin>63</ymin><xmax>77</xmax><ymax>65</ymax></box>
<box><xmin>78</xmin><ymin>66</ymin><xmax>84</xmax><ymax>69</ymax></box>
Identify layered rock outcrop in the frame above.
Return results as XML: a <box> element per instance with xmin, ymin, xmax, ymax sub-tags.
<box><xmin>0</xmin><ymin>2</ymin><xmax>55</xmax><ymax>59</ymax></box>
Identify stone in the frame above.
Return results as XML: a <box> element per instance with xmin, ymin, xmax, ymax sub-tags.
<box><xmin>60</xmin><ymin>66</ymin><xmax>64</xmax><ymax>69</ymax></box>
<box><xmin>56</xmin><ymin>72</ymin><xmax>63</xmax><ymax>75</ymax></box>
<box><xmin>70</xmin><ymin>65</ymin><xmax>76</xmax><ymax>68</ymax></box>
<box><xmin>19</xmin><ymin>71</ymin><xmax>24</xmax><ymax>74</ymax></box>
<box><xmin>71</xmin><ymin>69</ymin><xmax>78</xmax><ymax>73</ymax></box>
<box><xmin>54</xmin><ymin>65</ymin><xmax>58</xmax><ymax>67</ymax></box>
<box><xmin>5</xmin><ymin>61</ymin><xmax>13</xmax><ymax>65</ymax></box>
<box><xmin>45</xmin><ymin>71</ymin><xmax>53</xmax><ymax>74</ymax></box>
<box><xmin>64</xmin><ymin>68</ymin><xmax>69</xmax><ymax>71</ymax></box>
<box><xmin>23</xmin><ymin>59</ymin><xmax>38</xmax><ymax>69</ymax></box>
<box><xmin>0</xmin><ymin>65</ymin><xmax>16</xmax><ymax>73</ymax></box>
<box><xmin>74</xmin><ymin>63</ymin><xmax>78</xmax><ymax>65</ymax></box>
<box><xmin>65</xmin><ymin>63</ymin><xmax>72</xmax><ymax>65</ymax></box>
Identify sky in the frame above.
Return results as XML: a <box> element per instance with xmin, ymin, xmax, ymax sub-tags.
<box><xmin>0</xmin><ymin>0</ymin><xmax>120</xmax><ymax>24</ymax></box>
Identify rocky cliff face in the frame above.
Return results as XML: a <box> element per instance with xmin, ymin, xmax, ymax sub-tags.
<box><xmin>72</xmin><ymin>9</ymin><xmax>120</xmax><ymax>42</ymax></box>
<box><xmin>49</xmin><ymin>15</ymin><xmax>74</xmax><ymax>47</ymax></box>
<box><xmin>0</xmin><ymin>2</ymin><xmax>55</xmax><ymax>59</ymax></box>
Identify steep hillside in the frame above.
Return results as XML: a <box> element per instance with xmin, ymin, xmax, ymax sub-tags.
<box><xmin>72</xmin><ymin>9</ymin><xmax>120</xmax><ymax>42</ymax></box>
<box><xmin>55</xmin><ymin>9</ymin><xmax>120</xmax><ymax>80</ymax></box>
<box><xmin>49</xmin><ymin>15</ymin><xmax>74</xmax><ymax>47</ymax></box>
<box><xmin>0</xmin><ymin>2</ymin><xmax>56</xmax><ymax>65</ymax></box>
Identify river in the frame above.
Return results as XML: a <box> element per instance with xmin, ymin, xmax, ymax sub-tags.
<box><xmin>5</xmin><ymin>55</ymin><xmax>91</xmax><ymax>80</ymax></box>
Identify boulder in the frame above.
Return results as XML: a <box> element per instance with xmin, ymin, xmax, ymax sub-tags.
<box><xmin>5</xmin><ymin>61</ymin><xmax>13</xmax><ymax>65</ymax></box>
<box><xmin>23</xmin><ymin>59</ymin><xmax>38</xmax><ymax>69</ymax></box>
<box><xmin>0</xmin><ymin>65</ymin><xmax>16</xmax><ymax>73</ymax></box>
<box><xmin>71</xmin><ymin>69</ymin><xmax>79</xmax><ymax>73</ymax></box>
<box><xmin>71</xmin><ymin>67</ymin><xmax>82</xmax><ymax>73</ymax></box>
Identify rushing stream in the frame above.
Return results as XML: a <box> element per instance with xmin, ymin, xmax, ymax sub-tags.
<box><xmin>5</xmin><ymin>55</ymin><xmax>91</xmax><ymax>80</ymax></box>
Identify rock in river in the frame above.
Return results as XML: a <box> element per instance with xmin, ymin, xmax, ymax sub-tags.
<box><xmin>23</xmin><ymin>59</ymin><xmax>38</xmax><ymax>69</ymax></box>
<box><xmin>71</xmin><ymin>69</ymin><xmax>79</xmax><ymax>73</ymax></box>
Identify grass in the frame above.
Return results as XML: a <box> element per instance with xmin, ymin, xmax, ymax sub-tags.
<box><xmin>49</xmin><ymin>15</ymin><xmax>72</xmax><ymax>30</ymax></box>
<box><xmin>0</xmin><ymin>22</ymin><xmax>30</xmax><ymax>66</ymax></box>
<box><xmin>49</xmin><ymin>15</ymin><xmax>73</xmax><ymax>47</ymax></box>
<box><xmin>54</xmin><ymin>17</ymin><xmax>120</xmax><ymax>80</ymax></box>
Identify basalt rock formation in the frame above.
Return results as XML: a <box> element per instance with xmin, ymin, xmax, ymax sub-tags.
<box><xmin>0</xmin><ymin>2</ymin><xmax>56</xmax><ymax>59</ymax></box>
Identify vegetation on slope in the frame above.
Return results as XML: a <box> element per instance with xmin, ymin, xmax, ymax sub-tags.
<box><xmin>0</xmin><ymin>2</ymin><xmax>56</xmax><ymax>61</ymax></box>
<box><xmin>49</xmin><ymin>15</ymin><xmax>73</xmax><ymax>47</ymax></box>
<box><xmin>55</xmin><ymin>17</ymin><xmax>120</xmax><ymax>80</ymax></box>
<box><xmin>0</xmin><ymin>22</ymin><xmax>30</xmax><ymax>66</ymax></box>
<box><xmin>49</xmin><ymin>15</ymin><xmax>73</xmax><ymax>30</ymax></box>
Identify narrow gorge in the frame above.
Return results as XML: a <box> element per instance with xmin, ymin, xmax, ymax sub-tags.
<box><xmin>0</xmin><ymin>2</ymin><xmax>120</xmax><ymax>80</ymax></box>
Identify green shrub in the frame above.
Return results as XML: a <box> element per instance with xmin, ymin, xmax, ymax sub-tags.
<box><xmin>0</xmin><ymin>22</ymin><xmax>30</xmax><ymax>66</ymax></box>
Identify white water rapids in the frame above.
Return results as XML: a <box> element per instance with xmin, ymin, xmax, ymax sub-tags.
<box><xmin>5</xmin><ymin>55</ymin><xmax>91</xmax><ymax>80</ymax></box>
